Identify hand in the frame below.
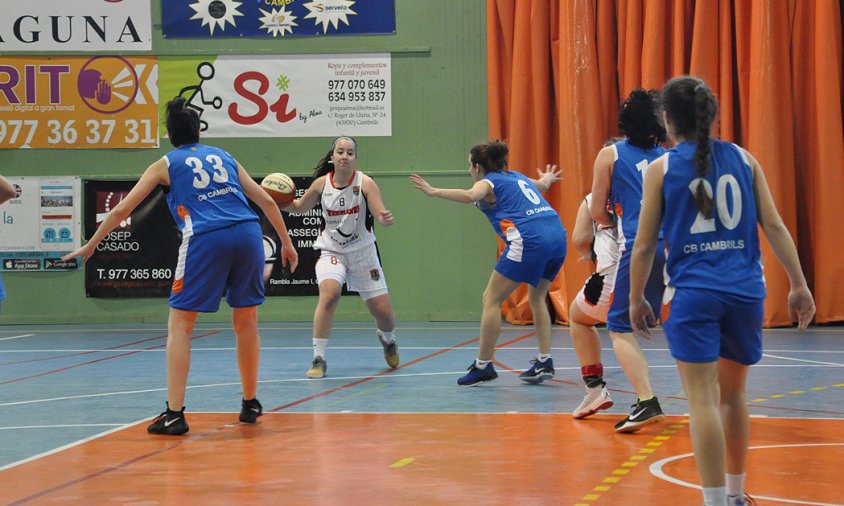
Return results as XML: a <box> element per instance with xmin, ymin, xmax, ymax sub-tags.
<box><xmin>788</xmin><ymin>285</ymin><xmax>815</xmax><ymax>330</ymax></box>
<box><xmin>378</xmin><ymin>209</ymin><xmax>394</xmax><ymax>226</ymax></box>
<box><xmin>629</xmin><ymin>297</ymin><xmax>656</xmax><ymax>339</ymax></box>
<box><xmin>410</xmin><ymin>174</ymin><xmax>436</xmax><ymax>196</ymax></box>
<box><xmin>96</xmin><ymin>80</ymin><xmax>111</xmax><ymax>105</ymax></box>
<box><xmin>281</xmin><ymin>242</ymin><xmax>299</xmax><ymax>273</ymax></box>
<box><xmin>537</xmin><ymin>164</ymin><xmax>562</xmax><ymax>187</ymax></box>
<box><xmin>61</xmin><ymin>243</ymin><xmax>96</xmax><ymax>264</ymax></box>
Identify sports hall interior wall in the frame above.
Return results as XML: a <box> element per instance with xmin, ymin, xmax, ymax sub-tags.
<box><xmin>0</xmin><ymin>0</ymin><xmax>495</xmax><ymax>324</ymax></box>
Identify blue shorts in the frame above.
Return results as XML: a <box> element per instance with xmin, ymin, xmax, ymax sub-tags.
<box><xmin>664</xmin><ymin>288</ymin><xmax>763</xmax><ymax>365</ymax></box>
<box><xmin>169</xmin><ymin>220</ymin><xmax>265</xmax><ymax>312</ymax></box>
<box><xmin>607</xmin><ymin>240</ymin><xmax>666</xmax><ymax>333</ymax></box>
<box><xmin>496</xmin><ymin>233</ymin><xmax>567</xmax><ymax>287</ymax></box>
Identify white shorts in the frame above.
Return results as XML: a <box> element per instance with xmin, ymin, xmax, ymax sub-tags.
<box><xmin>574</xmin><ymin>269</ymin><xmax>617</xmax><ymax>322</ymax></box>
<box><xmin>315</xmin><ymin>243</ymin><xmax>388</xmax><ymax>301</ymax></box>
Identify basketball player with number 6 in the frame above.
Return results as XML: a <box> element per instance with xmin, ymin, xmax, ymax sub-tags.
<box><xmin>410</xmin><ymin>140</ymin><xmax>566</xmax><ymax>386</ymax></box>
<box><xmin>630</xmin><ymin>76</ymin><xmax>815</xmax><ymax>506</ymax></box>
<box><xmin>282</xmin><ymin>136</ymin><xmax>399</xmax><ymax>379</ymax></box>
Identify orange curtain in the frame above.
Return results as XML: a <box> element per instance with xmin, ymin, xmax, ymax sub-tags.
<box><xmin>487</xmin><ymin>0</ymin><xmax>844</xmax><ymax>326</ymax></box>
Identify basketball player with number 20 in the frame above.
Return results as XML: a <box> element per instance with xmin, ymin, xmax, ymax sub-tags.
<box><xmin>282</xmin><ymin>136</ymin><xmax>400</xmax><ymax>379</ymax></box>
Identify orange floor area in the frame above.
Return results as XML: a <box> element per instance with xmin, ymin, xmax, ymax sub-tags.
<box><xmin>2</xmin><ymin>414</ymin><xmax>842</xmax><ymax>505</ymax></box>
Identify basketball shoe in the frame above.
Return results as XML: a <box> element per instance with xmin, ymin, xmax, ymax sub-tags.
<box><xmin>307</xmin><ymin>356</ymin><xmax>327</xmax><ymax>379</ymax></box>
<box><xmin>728</xmin><ymin>493</ymin><xmax>757</xmax><ymax>505</ymax></box>
<box><xmin>572</xmin><ymin>384</ymin><xmax>614</xmax><ymax>419</ymax></box>
<box><xmin>378</xmin><ymin>331</ymin><xmax>400</xmax><ymax>369</ymax></box>
<box><xmin>147</xmin><ymin>403</ymin><xmax>189</xmax><ymax>435</ymax></box>
<box><xmin>239</xmin><ymin>398</ymin><xmax>263</xmax><ymax>423</ymax></box>
<box><xmin>614</xmin><ymin>396</ymin><xmax>665</xmax><ymax>433</ymax></box>
<box><xmin>457</xmin><ymin>362</ymin><xmax>498</xmax><ymax>386</ymax></box>
<box><xmin>518</xmin><ymin>357</ymin><xmax>555</xmax><ymax>384</ymax></box>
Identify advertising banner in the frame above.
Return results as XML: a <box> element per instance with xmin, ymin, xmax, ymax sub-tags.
<box><xmin>0</xmin><ymin>56</ymin><xmax>159</xmax><ymax>149</ymax></box>
<box><xmin>84</xmin><ymin>177</ymin><xmax>326</xmax><ymax>298</ymax></box>
<box><xmin>158</xmin><ymin>54</ymin><xmax>390</xmax><ymax>138</ymax></box>
<box><xmin>162</xmin><ymin>0</ymin><xmax>395</xmax><ymax>38</ymax></box>
<box><xmin>0</xmin><ymin>176</ymin><xmax>82</xmax><ymax>272</ymax></box>
<box><xmin>83</xmin><ymin>181</ymin><xmax>181</xmax><ymax>297</ymax></box>
<box><xmin>0</xmin><ymin>0</ymin><xmax>152</xmax><ymax>52</ymax></box>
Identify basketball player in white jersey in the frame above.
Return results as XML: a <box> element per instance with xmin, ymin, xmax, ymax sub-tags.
<box><xmin>283</xmin><ymin>137</ymin><xmax>399</xmax><ymax>378</ymax></box>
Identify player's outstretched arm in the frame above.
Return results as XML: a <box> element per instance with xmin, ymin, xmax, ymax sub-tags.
<box><xmin>0</xmin><ymin>175</ymin><xmax>15</xmax><ymax>205</ymax></box>
<box><xmin>239</xmin><ymin>163</ymin><xmax>298</xmax><ymax>272</ymax></box>
<box><xmin>529</xmin><ymin>164</ymin><xmax>561</xmax><ymax>192</ymax></box>
<box><xmin>283</xmin><ymin>176</ymin><xmax>325</xmax><ymax>214</ymax></box>
<box><xmin>410</xmin><ymin>174</ymin><xmax>490</xmax><ymax>204</ymax></box>
<box><xmin>61</xmin><ymin>159</ymin><xmax>168</xmax><ymax>263</ymax></box>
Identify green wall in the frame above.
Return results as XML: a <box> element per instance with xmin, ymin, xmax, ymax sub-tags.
<box><xmin>0</xmin><ymin>1</ymin><xmax>494</xmax><ymax>324</ymax></box>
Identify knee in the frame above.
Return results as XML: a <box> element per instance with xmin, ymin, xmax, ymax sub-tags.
<box><xmin>319</xmin><ymin>292</ymin><xmax>341</xmax><ymax>311</ymax></box>
<box><xmin>481</xmin><ymin>290</ymin><xmax>500</xmax><ymax>309</ymax></box>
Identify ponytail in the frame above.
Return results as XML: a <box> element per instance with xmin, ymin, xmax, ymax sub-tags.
<box><xmin>165</xmin><ymin>96</ymin><xmax>200</xmax><ymax>147</ymax></box>
<box><xmin>661</xmin><ymin>76</ymin><xmax>718</xmax><ymax>219</ymax></box>
<box><xmin>470</xmin><ymin>140</ymin><xmax>509</xmax><ymax>173</ymax></box>
<box><xmin>692</xmin><ymin>85</ymin><xmax>714</xmax><ymax>218</ymax></box>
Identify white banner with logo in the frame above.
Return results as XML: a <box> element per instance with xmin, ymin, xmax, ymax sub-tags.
<box><xmin>0</xmin><ymin>0</ymin><xmax>152</xmax><ymax>52</ymax></box>
<box><xmin>0</xmin><ymin>177</ymin><xmax>82</xmax><ymax>271</ymax></box>
<box><xmin>159</xmin><ymin>54</ymin><xmax>391</xmax><ymax>137</ymax></box>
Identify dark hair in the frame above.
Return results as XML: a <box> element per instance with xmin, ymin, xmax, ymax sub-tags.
<box><xmin>618</xmin><ymin>88</ymin><xmax>666</xmax><ymax>149</ymax></box>
<box><xmin>661</xmin><ymin>76</ymin><xmax>718</xmax><ymax>218</ymax></box>
<box><xmin>603</xmin><ymin>136</ymin><xmax>624</xmax><ymax>147</ymax></box>
<box><xmin>313</xmin><ymin>136</ymin><xmax>357</xmax><ymax>177</ymax></box>
<box><xmin>469</xmin><ymin>140</ymin><xmax>508</xmax><ymax>174</ymax></box>
<box><xmin>165</xmin><ymin>97</ymin><xmax>200</xmax><ymax>147</ymax></box>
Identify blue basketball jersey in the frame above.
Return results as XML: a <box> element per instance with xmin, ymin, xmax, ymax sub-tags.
<box><xmin>661</xmin><ymin>140</ymin><xmax>765</xmax><ymax>300</ymax></box>
<box><xmin>163</xmin><ymin>143</ymin><xmax>258</xmax><ymax>235</ymax></box>
<box><xmin>610</xmin><ymin>140</ymin><xmax>666</xmax><ymax>250</ymax></box>
<box><xmin>479</xmin><ymin>170</ymin><xmax>566</xmax><ymax>245</ymax></box>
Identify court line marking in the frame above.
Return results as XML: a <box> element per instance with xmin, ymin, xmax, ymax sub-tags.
<box><xmin>0</xmin><ymin>424</ymin><xmax>124</xmax><ymax>430</ymax></box>
<box><xmin>0</xmin><ymin>331</ymin><xmax>217</xmax><ymax>385</ymax></box>
<box><xmin>575</xmin><ymin>421</ymin><xmax>691</xmax><ymax>505</ymax></box>
<box><xmin>0</xmin><ymin>419</ymin><xmax>147</xmax><ymax>472</ymax></box>
<box><xmin>0</xmin><ymin>334</ymin><xmax>34</xmax><ymax>341</ymax></box>
<box><xmin>649</xmin><ymin>443</ymin><xmax>844</xmax><ymax>506</ymax></box>
<box><xmin>0</xmin><ymin>332</ymin><xmax>169</xmax><ymax>366</ymax></box>
<box><xmin>3</xmin><ymin>421</ymin><xmax>244</xmax><ymax>505</ymax></box>
<box><xmin>762</xmin><ymin>353</ymin><xmax>843</xmax><ymax>366</ymax></box>
<box><xmin>0</xmin><ymin>333</ymin><xmax>532</xmax><ymax>502</ymax></box>
<box><xmin>7</xmin><ymin>346</ymin><xmax>843</xmax><ymax>354</ymax></box>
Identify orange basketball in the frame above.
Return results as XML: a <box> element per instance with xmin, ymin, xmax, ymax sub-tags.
<box><xmin>261</xmin><ymin>173</ymin><xmax>296</xmax><ymax>206</ymax></box>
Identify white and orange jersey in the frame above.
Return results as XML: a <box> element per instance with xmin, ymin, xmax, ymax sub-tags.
<box><xmin>584</xmin><ymin>193</ymin><xmax>620</xmax><ymax>276</ymax></box>
<box><xmin>314</xmin><ymin>169</ymin><xmax>376</xmax><ymax>252</ymax></box>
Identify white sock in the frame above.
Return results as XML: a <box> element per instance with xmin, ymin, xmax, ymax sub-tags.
<box><xmin>474</xmin><ymin>359</ymin><xmax>491</xmax><ymax>369</ymax></box>
<box><xmin>377</xmin><ymin>329</ymin><xmax>396</xmax><ymax>345</ymax></box>
<box><xmin>537</xmin><ymin>353</ymin><xmax>551</xmax><ymax>362</ymax></box>
<box><xmin>702</xmin><ymin>486</ymin><xmax>727</xmax><ymax>506</ymax></box>
<box><xmin>312</xmin><ymin>338</ymin><xmax>328</xmax><ymax>359</ymax></box>
<box><xmin>726</xmin><ymin>473</ymin><xmax>745</xmax><ymax>498</ymax></box>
